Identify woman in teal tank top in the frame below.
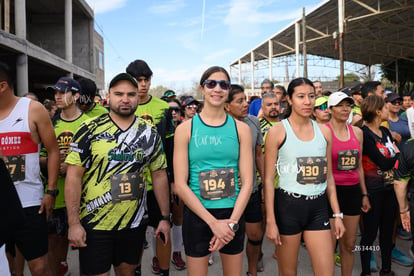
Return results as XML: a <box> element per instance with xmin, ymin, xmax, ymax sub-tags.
<box><xmin>174</xmin><ymin>66</ymin><xmax>253</xmax><ymax>276</ymax></box>
<box><xmin>264</xmin><ymin>78</ymin><xmax>345</xmax><ymax>276</ymax></box>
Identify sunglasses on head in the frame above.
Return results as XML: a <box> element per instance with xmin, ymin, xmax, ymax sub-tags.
<box><xmin>204</xmin><ymin>79</ymin><xmax>231</xmax><ymax>90</ymax></box>
<box><xmin>316</xmin><ymin>103</ymin><xmax>328</xmax><ymax>111</ymax></box>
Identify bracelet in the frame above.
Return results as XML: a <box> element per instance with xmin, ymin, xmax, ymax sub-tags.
<box><xmin>400</xmin><ymin>208</ymin><xmax>410</xmax><ymax>214</ymax></box>
<box><xmin>362</xmin><ymin>193</ymin><xmax>369</xmax><ymax>197</ymax></box>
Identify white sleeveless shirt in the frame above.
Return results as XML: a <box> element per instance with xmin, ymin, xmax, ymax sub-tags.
<box><xmin>0</xmin><ymin>97</ymin><xmax>43</xmax><ymax>208</ymax></box>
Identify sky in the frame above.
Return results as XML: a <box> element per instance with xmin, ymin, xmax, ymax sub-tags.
<box><xmin>85</xmin><ymin>0</ymin><xmax>325</xmax><ymax>93</ymax></box>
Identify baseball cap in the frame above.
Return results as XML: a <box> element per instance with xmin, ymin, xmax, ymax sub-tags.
<box><xmin>50</xmin><ymin>77</ymin><xmax>81</xmax><ymax>93</ymax></box>
<box><xmin>385</xmin><ymin>93</ymin><xmax>402</xmax><ymax>103</ymax></box>
<box><xmin>315</xmin><ymin>96</ymin><xmax>328</xmax><ymax>107</ymax></box>
<box><xmin>328</xmin><ymin>92</ymin><xmax>355</xmax><ymax>108</ymax></box>
<box><xmin>349</xmin><ymin>84</ymin><xmax>363</xmax><ymax>95</ymax></box>
<box><xmin>164</xmin><ymin>90</ymin><xmax>176</xmax><ymax>99</ymax></box>
<box><xmin>109</xmin><ymin>73</ymin><xmax>138</xmax><ymax>89</ymax></box>
<box><xmin>181</xmin><ymin>96</ymin><xmax>199</xmax><ymax>107</ymax></box>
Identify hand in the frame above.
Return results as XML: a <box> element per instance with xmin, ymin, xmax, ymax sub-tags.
<box><xmin>68</xmin><ymin>223</ymin><xmax>87</xmax><ymax>247</ymax></box>
<box><xmin>209</xmin><ymin>236</ymin><xmax>226</xmax><ymax>252</ymax></box>
<box><xmin>392</xmin><ymin>142</ymin><xmax>400</xmax><ymax>154</ymax></box>
<box><xmin>209</xmin><ymin>219</ymin><xmax>236</xmax><ymax>244</ymax></box>
<box><xmin>59</xmin><ymin>162</ymin><xmax>68</xmax><ymax>176</ymax></box>
<box><xmin>334</xmin><ymin>217</ymin><xmax>346</xmax><ymax>239</ymax></box>
<box><xmin>39</xmin><ymin>194</ymin><xmax>55</xmax><ymax>221</ymax></box>
<box><xmin>154</xmin><ymin>220</ymin><xmax>171</xmax><ymax>246</ymax></box>
<box><xmin>361</xmin><ymin>196</ymin><xmax>371</xmax><ymax>213</ymax></box>
<box><xmin>391</xmin><ymin>132</ymin><xmax>401</xmax><ymax>145</ymax></box>
<box><xmin>266</xmin><ymin>222</ymin><xmax>282</xmax><ymax>246</ymax></box>
<box><xmin>401</xmin><ymin>212</ymin><xmax>411</xmax><ymax>233</ymax></box>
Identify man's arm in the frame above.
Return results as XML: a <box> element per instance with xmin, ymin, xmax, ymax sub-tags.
<box><xmin>65</xmin><ymin>164</ymin><xmax>87</xmax><ymax>247</ymax></box>
<box><xmin>151</xmin><ymin>169</ymin><xmax>170</xmax><ymax>244</ymax></box>
<box><xmin>31</xmin><ymin>101</ymin><xmax>59</xmax><ymax>219</ymax></box>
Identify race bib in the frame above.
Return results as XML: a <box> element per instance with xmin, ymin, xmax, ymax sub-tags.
<box><xmin>382</xmin><ymin>169</ymin><xmax>394</xmax><ymax>187</ymax></box>
<box><xmin>110</xmin><ymin>172</ymin><xmax>145</xmax><ymax>203</ymax></box>
<box><xmin>199</xmin><ymin>168</ymin><xmax>236</xmax><ymax>200</ymax></box>
<box><xmin>337</xmin><ymin>149</ymin><xmax>359</xmax><ymax>171</ymax></box>
<box><xmin>4</xmin><ymin>155</ymin><xmax>25</xmax><ymax>181</ymax></box>
<box><xmin>297</xmin><ymin>156</ymin><xmax>327</xmax><ymax>185</ymax></box>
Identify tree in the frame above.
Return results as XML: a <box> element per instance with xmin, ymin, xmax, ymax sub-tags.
<box><xmin>149</xmin><ymin>85</ymin><xmax>171</xmax><ymax>98</ymax></box>
<box><xmin>381</xmin><ymin>59</ymin><xmax>414</xmax><ymax>93</ymax></box>
<box><xmin>336</xmin><ymin>72</ymin><xmax>360</xmax><ymax>83</ymax></box>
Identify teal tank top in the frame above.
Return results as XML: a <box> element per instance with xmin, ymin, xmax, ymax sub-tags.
<box><xmin>277</xmin><ymin>119</ymin><xmax>327</xmax><ymax>195</ymax></box>
<box><xmin>189</xmin><ymin>114</ymin><xmax>240</xmax><ymax>209</ymax></box>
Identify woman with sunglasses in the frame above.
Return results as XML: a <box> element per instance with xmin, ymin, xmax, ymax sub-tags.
<box><xmin>181</xmin><ymin>96</ymin><xmax>199</xmax><ymax>121</ymax></box>
<box><xmin>387</xmin><ymin>93</ymin><xmax>410</xmax><ymax>149</ymax></box>
<box><xmin>359</xmin><ymin>95</ymin><xmax>399</xmax><ymax>276</ymax></box>
<box><xmin>326</xmin><ymin>92</ymin><xmax>371</xmax><ymax>276</ymax></box>
<box><xmin>264</xmin><ymin>77</ymin><xmax>345</xmax><ymax>276</ymax></box>
<box><xmin>313</xmin><ymin>96</ymin><xmax>330</xmax><ymax>124</ymax></box>
<box><xmin>174</xmin><ymin>66</ymin><xmax>253</xmax><ymax>276</ymax></box>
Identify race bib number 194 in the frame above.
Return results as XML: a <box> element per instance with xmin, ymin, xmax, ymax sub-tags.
<box><xmin>199</xmin><ymin>168</ymin><xmax>236</xmax><ymax>200</ymax></box>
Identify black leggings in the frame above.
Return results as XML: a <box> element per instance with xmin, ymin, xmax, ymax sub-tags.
<box><xmin>360</xmin><ymin>188</ymin><xmax>397</xmax><ymax>274</ymax></box>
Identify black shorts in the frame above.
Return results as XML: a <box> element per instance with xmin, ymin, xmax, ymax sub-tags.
<box><xmin>329</xmin><ymin>184</ymin><xmax>362</xmax><ymax>216</ymax></box>
<box><xmin>274</xmin><ymin>189</ymin><xmax>330</xmax><ymax>235</ymax></box>
<box><xmin>79</xmin><ymin>225</ymin><xmax>147</xmax><ymax>275</ymax></box>
<box><xmin>48</xmin><ymin>208</ymin><xmax>68</xmax><ymax>236</ymax></box>
<box><xmin>182</xmin><ymin>206</ymin><xmax>245</xmax><ymax>257</ymax></box>
<box><xmin>244</xmin><ymin>190</ymin><xmax>263</xmax><ymax>223</ymax></box>
<box><xmin>147</xmin><ymin>190</ymin><xmax>171</xmax><ymax>228</ymax></box>
<box><xmin>12</xmin><ymin>206</ymin><xmax>48</xmax><ymax>261</ymax></box>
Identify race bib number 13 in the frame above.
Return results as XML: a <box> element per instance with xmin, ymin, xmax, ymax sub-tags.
<box><xmin>110</xmin><ymin>172</ymin><xmax>145</xmax><ymax>203</ymax></box>
<box><xmin>199</xmin><ymin>168</ymin><xmax>236</xmax><ymax>200</ymax></box>
<box><xmin>297</xmin><ymin>156</ymin><xmax>327</xmax><ymax>185</ymax></box>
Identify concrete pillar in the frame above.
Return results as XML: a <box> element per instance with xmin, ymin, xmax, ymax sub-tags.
<box><xmin>89</xmin><ymin>19</ymin><xmax>94</xmax><ymax>73</ymax></box>
<box><xmin>251</xmin><ymin>52</ymin><xmax>255</xmax><ymax>95</ymax></box>
<box><xmin>65</xmin><ymin>0</ymin><xmax>73</xmax><ymax>63</ymax></box>
<box><xmin>15</xmin><ymin>0</ymin><xmax>26</xmax><ymax>38</ymax></box>
<box><xmin>268</xmin><ymin>40</ymin><xmax>273</xmax><ymax>80</ymax></box>
<box><xmin>238</xmin><ymin>59</ymin><xmax>242</xmax><ymax>85</ymax></box>
<box><xmin>295</xmin><ymin>22</ymin><xmax>300</xmax><ymax>78</ymax></box>
<box><xmin>16</xmin><ymin>55</ymin><xmax>29</xmax><ymax>96</ymax></box>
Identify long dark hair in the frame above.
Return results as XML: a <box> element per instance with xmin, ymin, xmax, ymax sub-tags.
<box><xmin>283</xmin><ymin>77</ymin><xmax>315</xmax><ymax>118</ymax></box>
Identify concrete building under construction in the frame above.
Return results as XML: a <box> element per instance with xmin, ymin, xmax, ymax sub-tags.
<box><xmin>0</xmin><ymin>0</ymin><xmax>104</xmax><ymax>100</ymax></box>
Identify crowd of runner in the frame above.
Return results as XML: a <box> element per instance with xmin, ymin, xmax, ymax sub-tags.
<box><xmin>1</xmin><ymin>59</ymin><xmax>414</xmax><ymax>276</ymax></box>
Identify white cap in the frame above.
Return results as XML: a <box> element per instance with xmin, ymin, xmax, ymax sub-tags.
<box><xmin>328</xmin><ymin>92</ymin><xmax>354</xmax><ymax>108</ymax></box>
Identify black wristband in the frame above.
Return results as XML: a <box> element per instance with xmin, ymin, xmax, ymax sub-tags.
<box><xmin>362</xmin><ymin>193</ymin><xmax>369</xmax><ymax>197</ymax></box>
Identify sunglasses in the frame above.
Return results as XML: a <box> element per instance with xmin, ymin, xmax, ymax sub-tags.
<box><xmin>170</xmin><ymin>107</ymin><xmax>181</xmax><ymax>112</ymax></box>
<box><xmin>204</xmin><ymin>79</ymin><xmax>231</xmax><ymax>90</ymax></box>
<box><xmin>316</xmin><ymin>103</ymin><xmax>328</xmax><ymax>111</ymax></box>
<box><xmin>185</xmin><ymin>105</ymin><xmax>198</xmax><ymax>110</ymax></box>
<box><xmin>391</xmin><ymin>100</ymin><xmax>402</xmax><ymax>105</ymax></box>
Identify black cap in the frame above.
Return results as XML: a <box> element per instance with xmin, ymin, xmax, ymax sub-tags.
<box><xmin>109</xmin><ymin>73</ymin><xmax>138</xmax><ymax>89</ymax></box>
<box><xmin>181</xmin><ymin>96</ymin><xmax>199</xmax><ymax>107</ymax></box>
<box><xmin>49</xmin><ymin>77</ymin><xmax>81</xmax><ymax>93</ymax></box>
<box><xmin>385</xmin><ymin>93</ymin><xmax>402</xmax><ymax>103</ymax></box>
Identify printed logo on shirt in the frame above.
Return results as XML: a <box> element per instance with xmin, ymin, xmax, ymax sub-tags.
<box><xmin>12</xmin><ymin>117</ymin><xmax>23</xmax><ymax>126</ymax></box>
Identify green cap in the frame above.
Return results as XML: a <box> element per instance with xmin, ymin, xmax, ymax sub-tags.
<box><xmin>109</xmin><ymin>73</ymin><xmax>138</xmax><ymax>89</ymax></box>
<box><xmin>315</xmin><ymin>96</ymin><xmax>328</xmax><ymax>107</ymax></box>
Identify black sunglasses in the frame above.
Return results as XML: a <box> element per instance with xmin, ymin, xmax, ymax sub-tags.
<box><xmin>170</xmin><ymin>107</ymin><xmax>181</xmax><ymax>112</ymax></box>
<box><xmin>204</xmin><ymin>79</ymin><xmax>231</xmax><ymax>90</ymax></box>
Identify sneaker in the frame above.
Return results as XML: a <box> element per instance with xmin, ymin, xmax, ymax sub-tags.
<box><xmin>370</xmin><ymin>252</ymin><xmax>378</xmax><ymax>272</ymax></box>
<box><xmin>379</xmin><ymin>269</ymin><xmax>395</xmax><ymax>276</ymax></box>
<box><xmin>60</xmin><ymin>261</ymin><xmax>68</xmax><ymax>276</ymax></box>
<box><xmin>152</xmin><ymin>256</ymin><xmax>161</xmax><ymax>274</ymax></box>
<box><xmin>171</xmin><ymin>251</ymin><xmax>186</xmax><ymax>270</ymax></box>
<box><xmin>397</xmin><ymin>227</ymin><xmax>412</xmax><ymax>240</ymax></box>
<box><xmin>208</xmin><ymin>254</ymin><xmax>214</xmax><ymax>266</ymax></box>
<box><xmin>257</xmin><ymin>252</ymin><xmax>264</xmax><ymax>272</ymax></box>
<box><xmin>134</xmin><ymin>265</ymin><xmax>141</xmax><ymax>276</ymax></box>
<box><xmin>391</xmin><ymin>246</ymin><xmax>414</xmax><ymax>266</ymax></box>
<box><xmin>409</xmin><ymin>246</ymin><xmax>414</xmax><ymax>260</ymax></box>
<box><xmin>334</xmin><ymin>251</ymin><xmax>341</xmax><ymax>267</ymax></box>
<box><xmin>144</xmin><ymin>239</ymin><xmax>149</xmax><ymax>249</ymax></box>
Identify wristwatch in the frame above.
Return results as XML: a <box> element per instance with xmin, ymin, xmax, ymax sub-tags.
<box><xmin>46</xmin><ymin>189</ymin><xmax>59</xmax><ymax>197</ymax></box>
<box><xmin>228</xmin><ymin>222</ymin><xmax>239</xmax><ymax>232</ymax></box>
<box><xmin>160</xmin><ymin>214</ymin><xmax>172</xmax><ymax>225</ymax></box>
<box><xmin>332</xmin><ymin>212</ymin><xmax>344</xmax><ymax>219</ymax></box>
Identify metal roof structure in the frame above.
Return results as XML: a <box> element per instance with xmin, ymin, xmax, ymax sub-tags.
<box><xmin>229</xmin><ymin>0</ymin><xmax>414</xmax><ymax>91</ymax></box>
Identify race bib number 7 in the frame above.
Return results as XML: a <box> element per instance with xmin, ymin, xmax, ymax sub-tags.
<box><xmin>297</xmin><ymin>156</ymin><xmax>327</xmax><ymax>185</ymax></box>
<box><xmin>199</xmin><ymin>168</ymin><xmax>236</xmax><ymax>200</ymax></box>
<box><xmin>4</xmin><ymin>155</ymin><xmax>26</xmax><ymax>181</ymax></box>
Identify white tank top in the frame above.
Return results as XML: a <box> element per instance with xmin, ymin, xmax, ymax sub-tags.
<box><xmin>0</xmin><ymin>97</ymin><xmax>43</xmax><ymax>208</ymax></box>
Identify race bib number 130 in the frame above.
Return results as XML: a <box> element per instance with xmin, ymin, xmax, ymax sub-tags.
<box><xmin>199</xmin><ymin>168</ymin><xmax>236</xmax><ymax>200</ymax></box>
<box><xmin>297</xmin><ymin>156</ymin><xmax>327</xmax><ymax>185</ymax></box>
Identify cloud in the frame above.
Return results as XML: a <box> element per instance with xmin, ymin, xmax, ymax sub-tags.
<box><xmin>223</xmin><ymin>0</ymin><xmax>303</xmax><ymax>37</ymax></box>
<box><xmin>204</xmin><ymin>49</ymin><xmax>234</xmax><ymax>62</ymax></box>
<box><xmin>85</xmin><ymin>0</ymin><xmax>128</xmax><ymax>14</ymax></box>
<box><xmin>147</xmin><ymin>0</ymin><xmax>187</xmax><ymax>15</ymax></box>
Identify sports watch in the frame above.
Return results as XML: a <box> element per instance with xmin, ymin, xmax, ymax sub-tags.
<box><xmin>160</xmin><ymin>214</ymin><xmax>172</xmax><ymax>225</ymax></box>
<box><xmin>46</xmin><ymin>189</ymin><xmax>59</xmax><ymax>197</ymax></box>
<box><xmin>228</xmin><ymin>222</ymin><xmax>239</xmax><ymax>232</ymax></box>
